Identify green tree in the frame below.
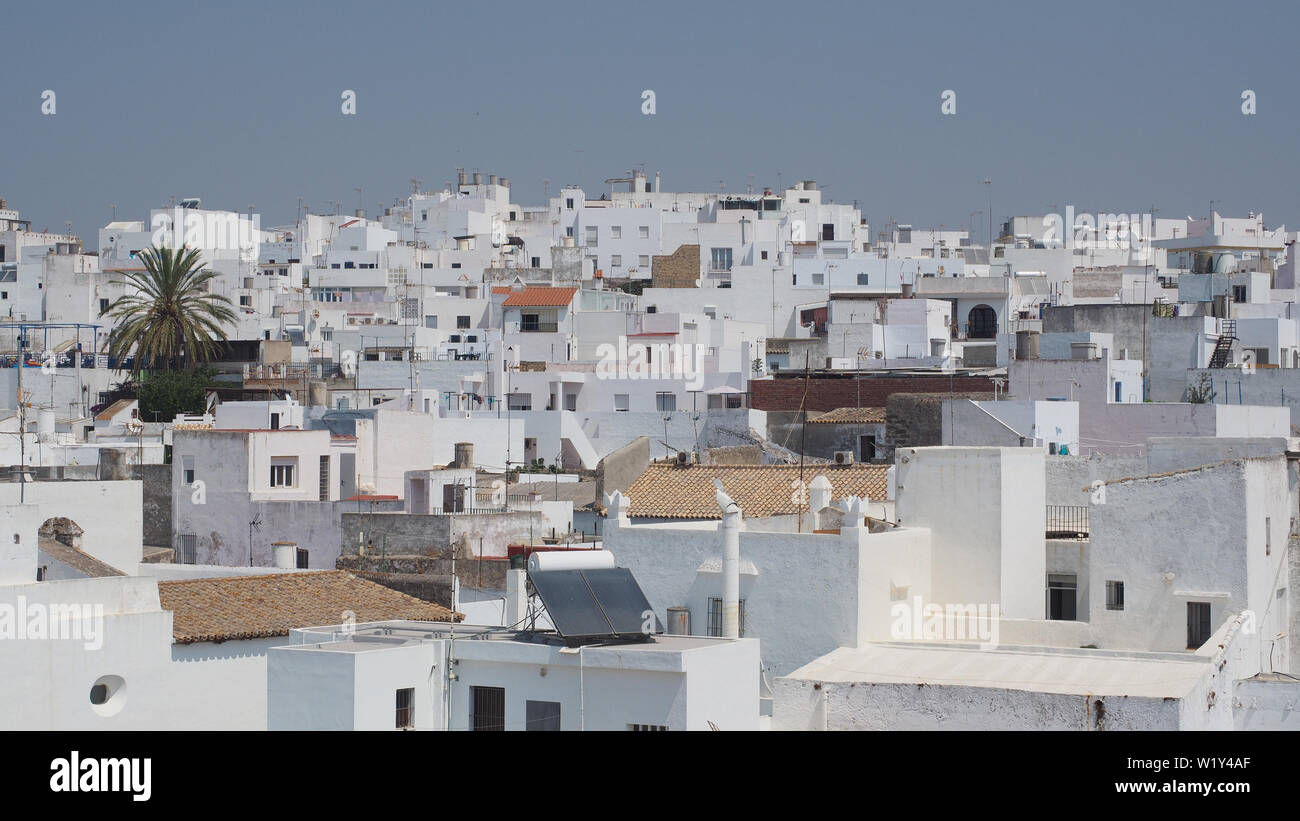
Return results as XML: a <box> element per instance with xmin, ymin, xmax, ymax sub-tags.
<box><xmin>100</xmin><ymin>245</ymin><xmax>237</xmax><ymax>375</ymax></box>
<box><xmin>136</xmin><ymin>367</ymin><xmax>214</xmax><ymax>421</ymax></box>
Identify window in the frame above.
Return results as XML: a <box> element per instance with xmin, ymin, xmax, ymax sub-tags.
<box><xmin>707</xmin><ymin>597</ymin><xmax>746</xmax><ymax>637</ymax></box>
<box><xmin>470</xmin><ymin>686</ymin><xmax>505</xmax><ymax>731</ymax></box>
<box><xmin>638</xmin><ymin>225</ymin><xmax>650</xmax><ymax>239</ymax></box>
<box><xmin>457</xmin><ymin>315</ymin><xmax>471</xmax><ymax>329</ymax></box>
<box><xmin>629</xmin><ymin>724</ymin><xmax>668</xmax><ymax>731</ymax></box>
<box><xmin>36</xmin><ymin>566</ymin><xmax>46</xmax><ymax>582</ymax></box>
<box><xmin>395</xmin><ymin>688</ymin><xmax>414</xmax><ymax>729</ymax></box>
<box><xmin>566</xmin><ymin>198</ymin><xmax>574</xmax><ymax>209</ymax></box>
<box><xmin>99</xmin><ymin>298</ymin><xmax>109</xmax><ymax>314</ymax></box>
<box><xmin>638</xmin><ymin>255</ymin><xmax>650</xmax><ymax>267</ymax></box>
<box><xmin>584</xmin><ymin>226</ymin><xmax>598</xmax><ymax>246</ymax></box>
<box><xmin>1047</xmin><ymin>574</ymin><xmax>1077</xmax><ymax>620</ymax></box>
<box><xmin>566</xmin><ymin>226</ymin><xmax>573</xmax><ymax>238</ymax></box>
<box><xmin>857</xmin><ymin>273</ymin><xmax>870</xmax><ymax>285</ymax></box>
<box><xmin>611</xmin><ymin>255</ymin><xmax>622</xmax><ymax>267</ymax></box>
<box><xmin>296</xmin><ymin>548</ymin><xmax>309</xmax><ymax>569</ymax></box>
<box><xmin>319</xmin><ymin>455</ymin><xmax>330</xmax><ymax>501</ymax></box>
<box><xmin>420</xmin><ymin>210</ymin><xmax>428</xmax><ymax>222</ymax></box>
<box><xmin>610</xmin><ymin>226</ymin><xmax>622</xmax><ymax>239</ymax></box>
<box><xmin>270</xmin><ymin>412</ymin><xmax>281</xmax><ymax>430</ymax></box>
<box><xmin>859</xmin><ymin>435</ymin><xmax>876</xmax><ymax>462</ymax></box>
<box><xmin>1232</xmin><ymin>284</ymin><xmax>1247</xmax><ymax>303</ymax></box>
<box><xmin>822</xmin><ymin>224</ymin><xmax>835</xmax><ymax>241</ymax></box>
<box><xmin>655</xmin><ymin>392</ymin><xmax>676</xmax><ymax>411</ymax></box>
<box><xmin>525</xmin><ymin>700</ymin><xmax>561</xmax><ymax>731</ymax></box>
<box><xmin>531</xmin><ymin>256</ymin><xmax>541</xmax><ymax>267</ymax></box>
<box><xmin>704</xmin><ymin>306</ymin><xmax>716</xmax><ymax>319</ymax></box>
<box><xmin>710</xmin><ymin>247</ymin><xmax>733</xmax><ymax>272</ymax></box>
<box><xmin>270</xmin><ymin>460</ymin><xmax>297</xmax><ymax>488</ymax></box>
<box><xmin>812</xmin><ymin>273</ymin><xmax>824</xmax><ymax>285</ymax></box>
<box><xmin>1106</xmin><ymin>581</ymin><xmax>1125</xmax><ymax>610</ymax></box>
<box><xmin>614</xmin><ymin>394</ymin><xmax>630</xmax><ymax>412</ymax></box>
<box><xmin>1187</xmin><ymin>602</ymin><xmax>1212</xmax><ymax>649</ymax></box>
<box><xmin>182</xmin><ymin>456</ymin><xmax>195</xmax><ymax>486</ymax></box>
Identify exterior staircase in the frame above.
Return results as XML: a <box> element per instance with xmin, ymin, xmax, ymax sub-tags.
<box><xmin>1208</xmin><ymin>319</ymin><xmax>1236</xmax><ymax>368</ymax></box>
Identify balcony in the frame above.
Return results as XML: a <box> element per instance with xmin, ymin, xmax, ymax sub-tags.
<box><xmin>1046</xmin><ymin>505</ymin><xmax>1088</xmax><ymax>540</ymax></box>
<box><xmin>520</xmin><ymin>321</ymin><xmax>559</xmax><ymax>333</ymax></box>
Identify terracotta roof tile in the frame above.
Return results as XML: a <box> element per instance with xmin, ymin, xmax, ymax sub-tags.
<box><xmin>624</xmin><ymin>463</ymin><xmax>889</xmax><ymax>519</ymax></box>
<box><xmin>501</xmin><ymin>286</ymin><xmax>578</xmax><ymax>307</ymax></box>
<box><xmin>808</xmin><ymin>407</ymin><xmax>887</xmax><ymax>424</ymax></box>
<box><xmin>158</xmin><ymin>570</ymin><xmax>460</xmax><ymax>644</ymax></box>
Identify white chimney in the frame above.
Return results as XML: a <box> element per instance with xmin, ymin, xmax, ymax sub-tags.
<box><xmin>713</xmin><ymin>480</ymin><xmax>742</xmax><ymax>639</ymax></box>
<box><xmin>808</xmin><ymin>475</ymin><xmax>833</xmax><ymax>529</ymax></box>
<box><xmin>272</xmin><ymin>542</ymin><xmax>297</xmax><ymax>569</ymax></box>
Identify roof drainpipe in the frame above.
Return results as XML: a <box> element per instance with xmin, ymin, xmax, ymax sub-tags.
<box><xmin>714</xmin><ymin>479</ymin><xmax>742</xmax><ymax>639</ymax></box>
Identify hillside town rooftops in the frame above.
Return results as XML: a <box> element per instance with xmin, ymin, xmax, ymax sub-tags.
<box><xmin>157</xmin><ymin>570</ymin><xmax>461</xmax><ymax>644</ymax></box>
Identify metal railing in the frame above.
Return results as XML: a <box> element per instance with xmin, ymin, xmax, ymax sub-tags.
<box><xmin>1045</xmin><ymin>505</ymin><xmax>1088</xmax><ymax>540</ymax></box>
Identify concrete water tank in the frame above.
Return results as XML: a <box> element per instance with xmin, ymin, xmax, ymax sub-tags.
<box><xmin>1015</xmin><ymin>330</ymin><xmax>1040</xmax><ymax>360</ymax></box>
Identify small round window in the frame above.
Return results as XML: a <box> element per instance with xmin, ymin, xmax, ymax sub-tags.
<box><xmin>89</xmin><ymin>675</ymin><xmax>125</xmax><ymax>717</ymax></box>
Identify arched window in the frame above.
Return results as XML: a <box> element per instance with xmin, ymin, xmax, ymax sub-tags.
<box><xmin>967</xmin><ymin>304</ymin><xmax>998</xmax><ymax>339</ymax></box>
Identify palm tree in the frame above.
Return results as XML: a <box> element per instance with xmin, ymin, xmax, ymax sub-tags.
<box><xmin>100</xmin><ymin>245</ymin><xmax>237</xmax><ymax>374</ymax></box>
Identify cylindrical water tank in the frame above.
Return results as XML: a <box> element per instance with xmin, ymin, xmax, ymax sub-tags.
<box><xmin>666</xmin><ymin>606</ymin><xmax>690</xmax><ymax>635</ymax></box>
<box><xmin>527</xmin><ymin>549</ymin><xmax>616</xmax><ymax>575</ymax></box>
<box><xmin>472</xmin><ymin>172</ymin><xmax>482</xmax><ymax>185</ymax></box>
<box><xmin>38</xmin><ymin>407</ymin><xmax>56</xmax><ymax>443</ymax></box>
<box><xmin>458</xmin><ymin>171</ymin><xmax>469</xmax><ymax>186</ymax></box>
<box><xmin>272</xmin><ymin>542</ymin><xmax>297</xmax><ymax>569</ymax></box>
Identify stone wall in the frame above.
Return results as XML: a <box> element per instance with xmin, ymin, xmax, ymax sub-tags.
<box><xmin>650</xmin><ymin>244</ymin><xmax>700</xmax><ymax>288</ymax></box>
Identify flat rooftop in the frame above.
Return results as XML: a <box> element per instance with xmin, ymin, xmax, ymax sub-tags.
<box><xmin>287</xmin><ymin>620</ymin><xmax>738</xmax><ymax>654</ymax></box>
<box><xmin>786</xmin><ymin>641</ymin><xmax>1211</xmax><ymax>699</ymax></box>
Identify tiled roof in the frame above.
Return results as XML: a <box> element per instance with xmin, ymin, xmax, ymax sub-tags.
<box><xmin>38</xmin><ymin>539</ymin><xmax>126</xmax><ymax>577</ymax></box>
<box><xmin>624</xmin><ymin>463</ymin><xmax>889</xmax><ymax>519</ymax></box>
<box><xmin>808</xmin><ymin>407</ymin><xmax>887</xmax><ymax>424</ymax></box>
<box><xmin>95</xmin><ymin>399</ymin><xmax>134</xmax><ymax>421</ymax></box>
<box><xmin>764</xmin><ymin>338</ymin><xmax>795</xmax><ymax>354</ymax></box>
<box><xmin>158</xmin><ymin>570</ymin><xmax>460</xmax><ymax>644</ymax></box>
<box><xmin>501</xmin><ymin>286</ymin><xmax>578</xmax><ymax>307</ymax></box>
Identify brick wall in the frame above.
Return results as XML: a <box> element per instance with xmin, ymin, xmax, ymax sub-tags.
<box><xmin>750</xmin><ymin>375</ymin><xmax>998</xmax><ymax>412</ymax></box>
<box><xmin>650</xmin><ymin>244</ymin><xmax>700</xmax><ymax>288</ymax></box>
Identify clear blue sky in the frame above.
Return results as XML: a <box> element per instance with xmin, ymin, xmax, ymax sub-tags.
<box><xmin>2</xmin><ymin>0</ymin><xmax>1295</xmax><ymax>249</ymax></box>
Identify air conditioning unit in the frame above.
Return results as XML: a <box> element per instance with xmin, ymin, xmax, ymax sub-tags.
<box><xmin>833</xmin><ymin>451</ymin><xmax>854</xmax><ymax>465</ymax></box>
<box><xmin>675</xmin><ymin>451</ymin><xmax>691</xmax><ymax>466</ymax></box>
